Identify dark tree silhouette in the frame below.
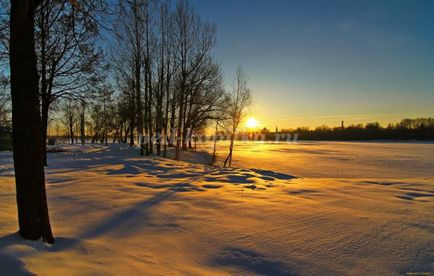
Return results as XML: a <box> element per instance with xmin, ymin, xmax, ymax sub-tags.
<box><xmin>267</xmin><ymin>118</ymin><xmax>434</xmax><ymax>141</ymax></box>
<box><xmin>9</xmin><ymin>0</ymin><xmax>54</xmax><ymax>243</ymax></box>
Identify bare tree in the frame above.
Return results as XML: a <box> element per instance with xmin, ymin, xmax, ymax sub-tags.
<box><xmin>0</xmin><ymin>75</ymin><xmax>10</xmax><ymax>126</ymax></box>
<box><xmin>143</xmin><ymin>0</ymin><xmax>157</xmax><ymax>156</ymax></box>
<box><xmin>155</xmin><ymin>1</ymin><xmax>168</xmax><ymax>156</ymax></box>
<box><xmin>173</xmin><ymin>0</ymin><xmax>217</xmax><ymax>160</ymax></box>
<box><xmin>112</xmin><ymin>0</ymin><xmax>153</xmax><ymax>151</ymax></box>
<box><xmin>223</xmin><ymin>66</ymin><xmax>252</xmax><ymax>167</ymax></box>
<box><xmin>61</xmin><ymin>99</ymin><xmax>78</xmax><ymax>144</ymax></box>
<box><xmin>38</xmin><ymin>0</ymin><xmax>105</xmax><ymax>164</ymax></box>
<box><xmin>9</xmin><ymin>0</ymin><xmax>54</xmax><ymax>243</ymax></box>
<box><xmin>183</xmin><ymin>59</ymin><xmax>224</xmax><ymax>149</ymax></box>
<box><xmin>157</xmin><ymin>0</ymin><xmax>178</xmax><ymax>157</ymax></box>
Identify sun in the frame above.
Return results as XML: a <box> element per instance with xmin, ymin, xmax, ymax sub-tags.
<box><xmin>246</xmin><ymin>117</ymin><xmax>258</xmax><ymax>129</ymax></box>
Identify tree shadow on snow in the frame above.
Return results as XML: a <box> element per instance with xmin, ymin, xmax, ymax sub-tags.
<box><xmin>78</xmin><ymin>182</ymin><xmax>186</xmax><ymax>240</ymax></box>
<box><xmin>0</xmin><ymin>252</ymin><xmax>32</xmax><ymax>275</ymax></box>
<box><xmin>0</xmin><ymin>233</ymin><xmax>42</xmax><ymax>275</ymax></box>
<box><xmin>250</xmin><ymin>169</ymin><xmax>296</xmax><ymax>180</ymax></box>
<box><xmin>0</xmin><ymin>183</ymin><xmax>183</xmax><ymax>267</ymax></box>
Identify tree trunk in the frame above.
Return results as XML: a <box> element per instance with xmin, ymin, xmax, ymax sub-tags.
<box><xmin>143</xmin><ymin>63</ymin><xmax>149</xmax><ymax>156</ymax></box>
<box><xmin>124</xmin><ymin>124</ymin><xmax>129</xmax><ymax>143</ymax></box>
<box><xmin>188</xmin><ymin>138</ymin><xmax>192</xmax><ymax>150</ymax></box>
<box><xmin>223</xmin><ymin>134</ymin><xmax>234</xmax><ymax>168</ymax></box>
<box><xmin>175</xmin><ymin>85</ymin><xmax>184</xmax><ymax>161</ymax></box>
<box><xmin>156</xmin><ymin>133</ymin><xmax>161</xmax><ymax>156</ymax></box>
<box><xmin>9</xmin><ymin>0</ymin><xmax>54</xmax><ymax>244</ymax></box>
<box><xmin>181</xmin><ymin>96</ymin><xmax>188</xmax><ymax>151</ymax></box>
<box><xmin>169</xmin><ymin>96</ymin><xmax>176</xmax><ymax>147</ymax></box>
<box><xmin>212</xmin><ymin>122</ymin><xmax>218</xmax><ymax>163</ymax></box>
<box><xmin>147</xmin><ymin>68</ymin><xmax>153</xmax><ymax>155</ymax></box>
<box><xmin>188</xmin><ymin>127</ymin><xmax>193</xmax><ymax>150</ymax></box>
<box><xmin>135</xmin><ymin>58</ymin><xmax>143</xmax><ymax>154</ymax></box>
<box><xmin>69</xmin><ymin>121</ymin><xmax>74</xmax><ymax>144</ymax></box>
<box><xmin>163</xmin><ymin>76</ymin><xmax>170</xmax><ymax>157</ymax></box>
<box><xmin>129</xmin><ymin>96</ymin><xmax>135</xmax><ymax>146</ymax></box>
<box><xmin>182</xmin><ymin>126</ymin><xmax>189</xmax><ymax>151</ymax></box>
<box><xmin>41</xmin><ymin>101</ymin><xmax>49</xmax><ymax>166</ymax></box>
<box><xmin>80</xmin><ymin>101</ymin><xmax>86</xmax><ymax>146</ymax></box>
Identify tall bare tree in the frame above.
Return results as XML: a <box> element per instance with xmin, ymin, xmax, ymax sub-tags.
<box><xmin>173</xmin><ymin>0</ymin><xmax>217</xmax><ymax>160</ymax></box>
<box><xmin>112</xmin><ymin>0</ymin><xmax>151</xmax><ymax>151</ymax></box>
<box><xmin>223</xmin><ymin>66</ymin><xmax>252</xmax><ymax>167</ymax></box>
<box><xmin>143</xmin><ymin>0</ymin><xmax>156</xmax><ymax>156</ymax></box>
<box><xmin>35</xmin><ymin>0</ymin><xmax>105</xmax><ymax>165</ymax></box>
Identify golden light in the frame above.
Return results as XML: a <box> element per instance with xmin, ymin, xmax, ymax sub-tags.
<box><xmin>246</xmin><ymin>117</ymin><xmax>258</xmax><ymax>129</ymax></box>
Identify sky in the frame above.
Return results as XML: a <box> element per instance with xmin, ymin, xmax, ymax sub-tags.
<box><xmin>191</xmin><ymin>0</ymin><xmax>434</xmax><ymax>129</ymax></box>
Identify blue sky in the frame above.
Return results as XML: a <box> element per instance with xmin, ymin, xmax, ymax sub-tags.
<box><xmin>191</xmin><ymin>0</ymin><xmax>434</xmax><ymax>128</ymax></box>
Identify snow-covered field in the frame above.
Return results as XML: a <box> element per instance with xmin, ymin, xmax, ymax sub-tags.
<box><xmin>0</xmin><ymin>142</ymin><xmax>433</xmax><ymax>275</ymax></box>
<box><xmin>208</xmin><ymin>140</ymin><xmax>434</xmax><ymax>178</ymax></box>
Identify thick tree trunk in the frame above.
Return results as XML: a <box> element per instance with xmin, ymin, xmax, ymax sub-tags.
<box><xmin>9</xmin><ymin>0</ymin><xmax>54</xmax><ymax>244</ymax></box>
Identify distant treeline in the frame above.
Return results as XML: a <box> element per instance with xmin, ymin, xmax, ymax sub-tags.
<box><xmin>259</xmin><ymin>118</ymin><xmax>434</xmax><ymax>141</ymax></box>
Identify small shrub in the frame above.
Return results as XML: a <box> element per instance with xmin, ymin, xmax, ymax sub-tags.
<box><xmin>47</xmin><ymin>138</ymin><xmax>56</xmax><ymax>145</ymax></box>
<box><xmin>0</xmin><ymin>126</ymin><xmax>12</xmax><ymax>151</ymax></box>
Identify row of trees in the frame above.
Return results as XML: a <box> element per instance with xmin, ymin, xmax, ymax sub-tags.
<box><xmin>1</xmin><ymin>0</ymin><xmax>252</xmax><ymax>161</ymax></box>
<box><xmin>109</xmin><ymin>0</ymin><xmax>228</xmax><ymax>159</ymax></box>
<box><xmin>271</xmin><ymin>118</ymin><xmax>434</xmax><ymax>141</ymax></box>
<box><xmin>1</xmin><ymin>0</ymin><xmax>252</xmax><ymax>243</ymax></box>
<box><xmin>43</xmin><ymin>0</ymin><xmax>252</xmax><ymax>163</ymax></box>
<box><xmin>0</xmin><ymin>0</ymin><xmax>106</xmax><ymax>164</ymax></box>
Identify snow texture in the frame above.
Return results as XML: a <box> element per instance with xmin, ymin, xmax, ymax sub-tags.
<box><xmin>0</xmin><ymin>142</ymin><xmax>433</xmax><ymax>275</ymax></box>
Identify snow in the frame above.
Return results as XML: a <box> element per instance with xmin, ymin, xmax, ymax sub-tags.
<box><xmin>208</xmin><ymin>140</ymin><xmax>434</xmax><ymax>178</ymax></box>
<box><xmin>47</xmin><ymin>144</ymin><xmax>108</xmax><ymax>154</ymax></box>
<box><xmin>0</xmin><ymin>142</ymin><xmax>433</xmax><ymax>275</ymax></box>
